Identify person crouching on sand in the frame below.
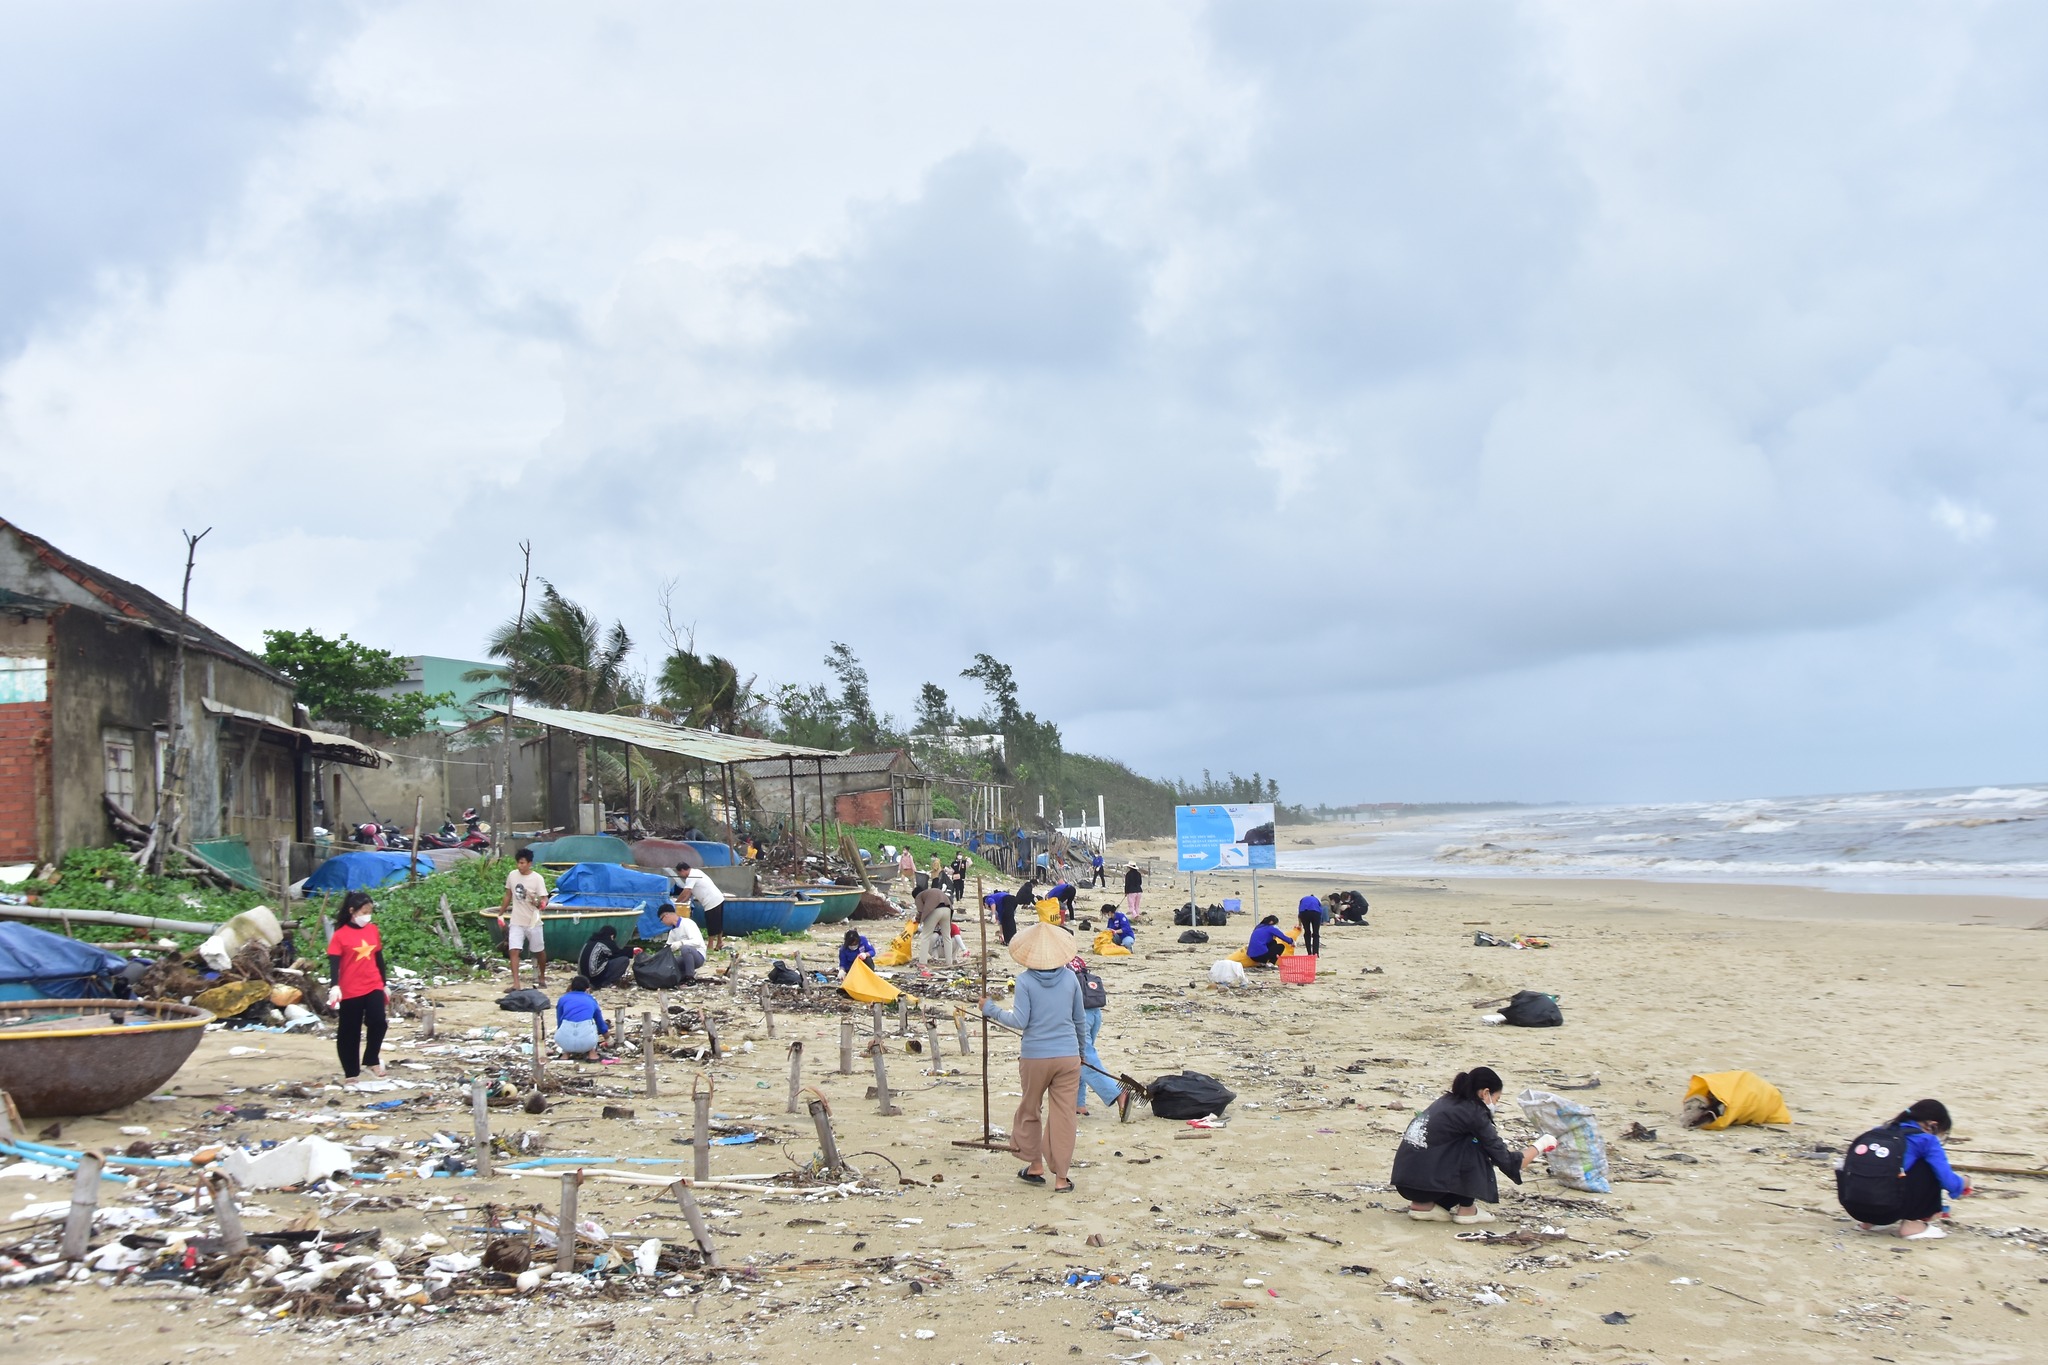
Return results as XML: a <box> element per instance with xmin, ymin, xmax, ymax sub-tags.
<box><xmin>554</xmin><ymin>975</ymin><xmax>611</xmax><ymax>1060</ymax></box>
<box><xmin>1837</xmin><ymin>1099</ymin><xmax>1972</xmax><ymax>1239</ymax></box>
<box><xmin>1246</xmin><ymin>914</ymin><xmax>1294</xmax><ymax>966</ymax></box>
<box><xmin>1391</xmin><ymin>1066</ymin><xmax>1543</xmax><ymax>1224</ymax></box>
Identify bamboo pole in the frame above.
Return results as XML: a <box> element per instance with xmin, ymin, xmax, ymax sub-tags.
<box><xmin>672</xmin><ymin>1180</ymin><xmax>720</xmax><ymax>1268</ymax></box>
<box><xmin>556</xmin><ymin>1172</ymin><xmax>581</xmax><ymax>1272</ymax></box>
<box><xmin>808</xmin><ymin>1097</ymin><xmax>843</xmax><ymax>1175</ymax></box>
<box><xmin>59</xmin><ymin>1153</ymin><xmax>104</xmax><ymax>1261</ymax></box>
<box><xmin>530</xmin><ymin>1011</ymin><xmax>546</xmax><ymax>1090</ymax></box>
<box><xmin>693</xmin><ymin>1084</ymin><xmax>712</xmax><ymax>1182</ymax></box>
<box><xmin>643</xmin><ymin>1012</ymin><xmax>658</xmax><ymax>1098</ymax></box>
<box><xmin>207</xmin><ymin>1173</ymin><xmax>248</xmax><ymax>1255</ymax></box>
<box><xmin>785</xmin><ymin>1041</ymin><xmax>804</xmax><ymax>1114</ymax></box>
<box><xmin>839</xmin><ymin>1016</ymin><xmax>855</xmax><ymax>1074</ymax></box>
<box><xmin>471</xmin><ymin>1078</ymin><xmax>493</xmax><ymax>1178</ymax></box>
<box><xmin>869</xmin><ymin>1039</ymin><xmax>899</xmax><ymax>1116</ymax></box>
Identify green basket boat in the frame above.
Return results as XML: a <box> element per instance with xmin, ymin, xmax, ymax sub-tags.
<box><xmin>478</xmin><ymin>906</ymin><xmax>646</xmax><ymax>961</ymax></box>
<box><xmin>797</xmin><ymin>886</ymin><xmax>862</xmax><ymax>924</ymax></box>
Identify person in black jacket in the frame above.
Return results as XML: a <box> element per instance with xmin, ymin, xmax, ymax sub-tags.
<box><xmin>1390</xmin><ymin>1066</ymin><xmax>1542</xmax><ymax>1224</ymax></box>
<box><xmin>576</xmin><ymin>925</ymin><xmax>632</xmax><ymax>989</ymax></box>
<box><xmin>1122</xmin><ymin>863</ymin><xmax>1144</xmax><ymax>918</ymax></box>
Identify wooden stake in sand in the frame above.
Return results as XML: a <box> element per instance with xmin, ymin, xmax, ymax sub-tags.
<box><xmin>759</xmin><ymin>985</ymin><xmax>777</xmax><ymax>1039</ymax></box>
<box><xmin>556</xmin><ymin>1172</ymin><xmax>581</xmax><ymax>1273</ymax></box>
<box><xmin>895</xmin><ymin>994</ymin><xmax>911</xmax><ymax>1036</ymax></box>
<box><xmin>869</xmin><ymin>1038</ymin><xmax>900</xmax><ymax>1116</ymax></box>
<box><xmin>670</xmin><ymin>1179</ymin><xmax>720</xmax><ymax>1268</ymax></box>
<box><xmin>785</xmin><ymin>1041</ymin><xmax>804</xmax><ymax>1113</ymax></box>
<box><xmin>839</xmin><ymin>1016</ymin><xmax>856</xmax><ymax>1074</ymax></box>
<box><xmin>643</xmin><ymin>1012</ymin><xmax>658</xmax><ymax>1098</ymax></box>
<box><xmin>419</xmin><ymin>1005</ymin><xmax>436</xmax><ymax>1041</ymax></box>
<box><xmin>807</xmin><ymin>1096</ymin><xmax>843</xmax><ymax>1175</ymax></box>
<box><xmin>207</xmin><ymin>1172</ymin><xmax>248</xmax><ymax>1255</ymax></box>
<box><xmin>700</xmin><ymin>1009</ymin><xmax>722</xmax><ymax>1061</ymax></box>
<box><xmin>924</xmin><ymin>1013</ymin><xmax>947</xmax><ymax>1076</ymax></box>
<box><xmin>530</xmin><ymin>1011</ymin><xmax>546</xmax><ymax>1090</ymax></box>
<box><xmin>952</xmin><ymin>874</ymin><xmax>1006</xmax><ymax>1151</ymax></box>
<box><xmin>869</xmin><ymin>1001</ymin><xmax>884</xmax><ymax>1039</ymax></box>
<box><xmin>59</xmin><ymin>1152</ymin><xmax>103</xmax><ymax>1261</ymax></box>
<box><xmin>471</xmin><ymin>1078</ymin><xmax>493</xmax><ymax>1178</ymax></box>
<box><xmin>693</xmin><ymin>1079</ymin><xmax>713</xmax><ymax>1182</ymax></box>
<box><xmin>954</xmin><ymin>1011</ymin><xmax>971</xmax><ymax>1056</ymax></box>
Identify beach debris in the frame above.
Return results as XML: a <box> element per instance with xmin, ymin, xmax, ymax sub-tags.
<box><xmin>219</xmin><ymin>1135</ymin><xmax>353</xmax><ymax>1190</ymax></box>
<box><xmin>1621</xmin><ymin>1122</ymin><xmax>1657</xmax><ymax>1141</ymax></box>
<box><xmin>1601</xmin><ymin>1311</ymin><xmax>1632</xmax><ymax>1324</ymax></box>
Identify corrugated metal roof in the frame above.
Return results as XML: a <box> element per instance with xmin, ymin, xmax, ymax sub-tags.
<box><xmin>201</xmin><ymin>698</ymin><xmax>393</xmax><ymax>768</ymax></box>
<box><xmin>736</xmin><ymin>749</ymin><xmax>922</xmax><ymax>778</ymax></box>
<box><xmin>480</xmin><ymin>703</ymin><xmax>848</xmax><ymax>763</ymax></box>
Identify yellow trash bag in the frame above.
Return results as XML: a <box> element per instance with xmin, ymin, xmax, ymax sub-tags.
<box><xmin>1092</xmin><ymin>930</ymin><xmax>1131</xmax><ymax>957</ymax></box>
<box><xmin>1684</xmin><ymin>1070</ymin><xmax>1791</xmax><ymax>1129</ymax></box>
<box><xmin>839</xmin><ymin>957</ymin><xmax>900</xmax><ymax>1004</ymax></box>
<box><xmin>1228</xmin><ymin>939</ymin><xmax>1293</xmax><ymax>969</ymax></box>
<box><xmin>875</xmin><ymin>920</ymin><xmax>916</xmax><ymax>967</ymax></box>
<box><xmin>1036</xmin><ymin>898</ymin><xmax>1063</xmax><ymax>924</ymax></box>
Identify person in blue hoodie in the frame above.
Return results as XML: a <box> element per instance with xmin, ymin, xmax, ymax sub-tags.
<box><xmin>838</xmin><ymin>928</ymin><xmax>876</xmax><ymax>975</ymax></box>
<box><xmin>554</xmin><ymin>975</ymin><xmax>610</xmax><ymax>1059</ymax></box>
<box><xmin>1246</xmin><ymin>915</ymin><xmax>1294</xmax><ymax>966</ymax></box>
<box><xmin>983</xmin><ymin>922</ymin><xmax>1087</xmax><ymax>1194</ymax></box>
<box><xmin>1295</xmin><ymin>894</ymin><xmax>1324</xmax><ymax>956</ymax></box>
<box><xmin>1103</xmin><ymin>905</ymin><xmax>1136</xmax><ymax>950</ymax></box>
<box><xmin>1837</xmin><ymin>1099</ymin><xmax>1972</xmax><ymax>1239</ymax></box>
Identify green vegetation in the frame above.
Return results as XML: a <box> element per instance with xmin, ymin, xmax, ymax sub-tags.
<box><xmin>742</xmin><ymin>926</ymin><xmax>812</xmax><ymax>945</ymax></box>
<box><xmin>827</xmin><ymin>825</ymin><xmax>1005</xmax><ymax>881</ymax></box>
<box><xmin>333</xmin><ymin>854</ymin><xmax>525</xmax><ymax>973</ymax></box>
<box><xmin>260</xmin><ymin>629</ymin><xmax>453</xmax><ymax>738</ymax></box>
<box><xmin>17</xmin><ymin>848</ymin><xmax>269</xmax><ymax>943</ymax></box>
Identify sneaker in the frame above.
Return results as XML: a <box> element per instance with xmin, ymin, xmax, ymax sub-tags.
<box><xmin>1903</xmin><ymin>1226</ymin><xmax>1947</xmax><ymax>1240</ymax></box>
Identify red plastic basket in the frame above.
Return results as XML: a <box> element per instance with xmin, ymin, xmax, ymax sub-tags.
<box><xmin>1277</xmin><ymin>953</ymin><xmax>1318</xmax><ymax>984</ymax></box>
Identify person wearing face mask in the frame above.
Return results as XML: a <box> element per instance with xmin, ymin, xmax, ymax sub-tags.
<box><xmin>327</xmin><ymin>890</ymin><xmax>391</xmax><ymax>1083</ymax></box>
<box><xmin>1390</xmin><ymin>1066</ymin><xmax>1544</xmax><ymax>1224</ymax></box>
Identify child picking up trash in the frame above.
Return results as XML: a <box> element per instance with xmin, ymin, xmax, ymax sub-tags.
<box><xmin>554</xmin><ymin>975</ymin><xmax>611</xmax><ymax>1060</ymax></box>
<box><xmin>1390</xmin><ymin>1066</ymin><xmax>1545</xmax><ymax>1224</ymax></box>
<box><xmin>1837</xmin><ymin>1099</ymin><xmax>1972</xmax><ymax>1239</ymax></box>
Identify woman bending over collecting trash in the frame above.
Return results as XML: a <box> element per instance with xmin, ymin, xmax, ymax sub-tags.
<box><xmin>1836</xmin><ymin>1099</ymin><xmax>1972</xmax><ymax>1240</ymax></box>
<box><xmin>1391</xmin><ymin>1066</ymin><xmax>1545</xmax><ymax>1224</ymax></box>
<box><xmin>1246</xmin><ymin>914</ymin><xmax>1294</xmax><ymax>966</ymax></box>
<box><xmin>553</xmin><ymin>975</ymin><xmax>612</xmax><ymax>1060</ymax></box>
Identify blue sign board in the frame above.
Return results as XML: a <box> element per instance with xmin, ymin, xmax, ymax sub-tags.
<box><xmin>1175</xmin><ymin>803</ymin><xmax>1277</xmax><ymax>871</ymax></box>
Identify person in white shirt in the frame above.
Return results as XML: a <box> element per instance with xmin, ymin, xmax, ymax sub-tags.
<box><xmin>656</xmin><ymin>903</ymin><xmax>707</xmax><ymax>982</ymax></box>
<box><xmin>674</xmin><ymin>862</ymin><xmax>729</xmax><ymax>951</ymax></box>
<box><xmin>497</xmin><ymin>847</ymin><xmax>551</xmax><ymax>989</ymax></box>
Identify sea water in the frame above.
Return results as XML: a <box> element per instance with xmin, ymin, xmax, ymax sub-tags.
<box><xmin>1279</xmin><ymin>784</ymin><xmax>2048</xmax><ymax>898</ymax></box>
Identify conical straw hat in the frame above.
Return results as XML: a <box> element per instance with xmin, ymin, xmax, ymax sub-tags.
<box><xmin>1008</xmin><ymin>921</ymin><xmax>1078</xmax><ymax>971</ymax></box>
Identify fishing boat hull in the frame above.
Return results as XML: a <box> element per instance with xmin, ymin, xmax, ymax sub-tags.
<box><xmin>778</xmin><ymin>898</ymin><xmax>824</xmax><ymax>934</ymax></box>
<box><xmin>480</xmin><ymin>907</ymin><xmax>648</xmax><ymax>961</ymax></box>
<box><xmin>796</xmin><ymin>886</ymin><xmax>862</xmax><ymax>924</ymax></box>
<box><xmin>0</xmin><ymin>999</ymin><xmax>212</xmax><ymax>1119</ymax></box>
<box><xmin>691</xmin><ymin>896</ymin><xmax>798</xmax><ymax>938</ymax></box>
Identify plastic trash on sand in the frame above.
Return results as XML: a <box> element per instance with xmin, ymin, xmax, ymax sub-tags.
<box><xmin>1516</xmin><ymin>1088</ymin><xmax>1611</xmax><ymax>1193</ymax></box>
<box><xmin>218</xmin><ymin>1134</ymin><xmax>354</xmax><ymax>1189</ymax></box>
<box><xmin>197</xmin><ymin>906</ymin><xmax>282</xmax><ymax>971</ymax></box>
<box><xmin>634</xmin><ymin>1239</ymin><xmax>662</xmax><ymax>1276</ymax></box>
<box><xmin>1208</xmin><ymin>960</ymin><xmax>1247</xmax><ymax>988</ymax></box>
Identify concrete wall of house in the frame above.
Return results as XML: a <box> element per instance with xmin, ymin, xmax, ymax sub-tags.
<box><xmin>0</xmin><ymin>613</ymin><xmax>54</xmax><ymax>862</ymax></box>
<box><xmin>44</xmin><ymin>605</ymin><xmax>300</xmax><ymax>880</ymax></box>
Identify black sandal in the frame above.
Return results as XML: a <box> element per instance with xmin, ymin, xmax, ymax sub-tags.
<box><xmin>1053</xmin><ymin>1180</ymin><xmax>1075</xmax><ymax>1194</ymax></box>
<box><xmin>1017</xmin><ymin>1168</ymin><xmax>1046</xmax><ymax>1185</ymax></box>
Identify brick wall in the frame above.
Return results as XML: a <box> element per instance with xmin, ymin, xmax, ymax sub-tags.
<box><xmin>834</xmin><ymin>787</ymin><xmax>892</xmax><ymax>827</ymax></box>
<box><xmin>0</xmin><ymin>700</ymin><xmax>52</xmax><ymax>862</ymax></box>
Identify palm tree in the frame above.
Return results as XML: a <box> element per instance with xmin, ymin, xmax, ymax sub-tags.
<box><xmin>467</xmin><ymin>581</ymin><xmax>633</xmax><ymax>812</ymax></box>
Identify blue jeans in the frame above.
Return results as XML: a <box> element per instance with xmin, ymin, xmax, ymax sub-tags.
<box><xmin>1075</xmin><ymin>1008</ymin><xmax>1119</xmax><ymax>1108</ymax></box>
<box><xmin>556</xmin><ymin>1019</ymin><xmax>602</xmax><ymax>1054</ymax></box>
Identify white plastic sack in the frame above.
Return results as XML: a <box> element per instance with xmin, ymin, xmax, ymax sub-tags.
<box><xmin>1208</xmin><ymin>959</ymin><xmax>1247</xmax><ymax>987</ymax></box>
<box><xmin>198</xmin><ymin>905</ymin><xmax>282</xmax><ymax>971</ymax></box>
<box><xmin>634</xmin><ymin>1238</ymin><xmax>662</xmax><ymax>1276</ymax></box>
<box><xmin>1516</xmin><ymin>1088</ymin><xmax>1611</xmax><ymax>1193</ymax></box>
<box><xmin>218</xmin><ymin>1134</ymin><xmax>353</xmax><ymax>1190</ymax></box>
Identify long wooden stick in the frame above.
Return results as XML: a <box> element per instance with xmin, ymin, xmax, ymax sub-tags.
<box><xmin>1953</xmin><ymin>1163</ymin><xmax>2048</xmax><ymax>1179</ymax></box>
<box><xmin>978</xmin><ymin>875</ymin><xmax>990</xmax><ymax>1141</ymax></box>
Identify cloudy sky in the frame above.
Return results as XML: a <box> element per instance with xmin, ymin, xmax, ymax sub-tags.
<box><xmin>6</xmin><ymin>1</ymin><xmax>2048</xmax><ymax>806</ymax></box>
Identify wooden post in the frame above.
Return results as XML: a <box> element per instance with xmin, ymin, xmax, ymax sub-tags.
<box><xmin>785</xmin><ymin>1041</ymin><xmax>804</xmax><ymax>1114</ymax></box>
<box><xmin>438</xmin><ymin>893</ymin><xmax>460</xmax><ymax>946</ymax></box>
<box><xmin>59</xmin><ymin>1152</ymin><xmax>104</xmax><ymax>1261</ymax></box>
<box><xmin>409</xmin><ymin>794</ymin><xmax>425</xmax><ymax>881</ymax></box>
<box><xmin>208</xmin><ymin>1172</ymin><xmax>248</xmax><ymax>1255</ymax></box>
<box><xmin>924</xmin><ymin>1014</ymin><xmax>946</xmax><ymax>1076</ymax></box>
<box><xmin>471</xmin><ymin>1078</ymin><xmax>493</xmax><ymax>1178</ymax></box>
<box><xmin>758</xmin><ymin>985</ymin><xmax>776</xmax><ymax>1039</ymax></box>
<box><xmin>839</xmin><ymin>1016</ymin><xmax>856</xmax><ymax>1074</ymax></box>
<box><xmin>807</xmin><ymin>1097</ymin><xmax>843</xmax><ymax>1175</ymax></box>
<box><xmin>954</xmin><ymin>1011</ymin><xmax>971</xmax><ymax>1056</ymax></box>
<box><xmin>556</xmin><ymin>1171</ymin><xmax>581</xmax><ymax>1273</ymax></box>
<box><xmin>701</xmin><ymin>1009</ymin><xmax>721</xmax><ymax>1061</ymax></box>
<box><xmin>530</xmin><ymin>1011</ymin><xmax>546</xmax><ymax>1090</ymax></box>
<box><xmin>671</xmin><ymin>1180</ymin><xmax>719</xmax><ymax>1268</ymax></box>
<box><xmin>0</xmin><ymin>1090</ymin><xmax>15</xmax><ymax>1140</ymax></box>
<box><xmin>794</xmin><ymin>951</ymin><xmax>807</xmax><ymax>995</ymax></box>
<box><xmin>643</xmin><ymin>1012</ymin><xmax>658</xmax><ymax>1098</ymax></box>
<box><xmin>420</xmin><ymin>1005</ymin><xmax>436</xmax><ymax>1040</ymax></box>
<box><xmin>869</xmin><ymin>1001</ymin><xmax>884</xmax><ymax>1039</ymax></box>
<box><xmin>896</xmin><ymin>994</ymin><xmax>910</xmax><ymax>1036</ymax></box>
<box><xmin>693</xmin><ymin>1086</ymin><xmax>712</xmax><ymax>1182</ymax></box>
<box><xmin>869</xmin><ymin>1039</ymin><xmax>900</xmax><ymax>1115</ymax></box>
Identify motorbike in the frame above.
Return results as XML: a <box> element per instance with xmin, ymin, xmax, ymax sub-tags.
<box><xmin>354</xmin><ymin>820</ymin><xmax>411</xmax><ymax>851</ymax></box>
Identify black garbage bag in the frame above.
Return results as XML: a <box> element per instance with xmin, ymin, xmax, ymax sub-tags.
<box><xmin>496</xmin><ymin>988</ymin><xmax>550</xmax><ymax>1013</ymax></box>
<box><xmin>768</xmin><ymin>960</ymin><xmax>802</xmax><ymax>986</ymax></box>
<box><xmin>1201</xmin><ymin>907</ymin><xmax>1230</xmax><ymax>926</ymax></box>
<box><xmin>1501</xmin><ymin>990</ymin><xmax>1563</xmax><ymax>1027</ymax></box>
<box><xmin>1148</xmin><ymin>1070</ymin><xmax>1236</xmax><ymax>1119</ymax></box>
<box><xmin>1177</xmin><ymin>929</ymin><xmax>1210</xmax><ymax>944</ymax></box>
<box><xmin>632</xmin><ymin>946</ymin><xmax>684</xmax><ymax>990</ymax></box>
<box><xmin>1174</xmin><ymin>904</ymin><xmax>1195</xmax><ymax>926</ymax></box>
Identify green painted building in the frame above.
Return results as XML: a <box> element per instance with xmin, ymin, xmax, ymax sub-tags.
<box><xmin>386</xmin><ymin>655</ymin><xmax>499</xmax><ymax>730</ymax></box>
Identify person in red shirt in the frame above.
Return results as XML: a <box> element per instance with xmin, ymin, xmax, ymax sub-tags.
<box><xmin>327</xmin><ymin>890</ymin><xmax>390</xmax><ymax>1081</ymax></box>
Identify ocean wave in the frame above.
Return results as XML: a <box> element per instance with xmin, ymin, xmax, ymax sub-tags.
<box><xmin>1731</xmin><ymin>819</ymin><xmax>1799</xmax><ymax>833</ymax></box>
<box><xmin>1901</xmin><ymin>816</ymin><xmax>2028</xmax><ymax>832</ymax></box>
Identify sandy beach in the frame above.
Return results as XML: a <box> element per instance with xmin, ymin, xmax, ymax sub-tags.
<box><xmin>5</xmin><ymin>865</ymin><xmax>2045</xmax><ymax>1365</ymax></box>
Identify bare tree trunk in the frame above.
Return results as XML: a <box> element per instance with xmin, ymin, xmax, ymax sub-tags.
<box><xmin>499</xmin><ymin>541</ymin><xmax>531</xmax><ymax>855</ymax></box>
<box><xmin>140</xmin><ymin>528</ymin><xmax>210</xmax><ymax>875</ymax></box>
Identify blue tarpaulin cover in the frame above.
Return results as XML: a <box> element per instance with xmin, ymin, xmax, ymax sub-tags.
<box><xmin>556</xmin><ymin>863</ymin><xmax>672</xmax><ymax>897</ymax></box>
<box><xmin>0</xmin><ymin>922</ymin><xmax>129</xmax><ymax>999</ymax></box>
<box><xmin>303</xmin><ymin>851</ymin><xmax>436</xmax><ymax>895</ymax></box>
